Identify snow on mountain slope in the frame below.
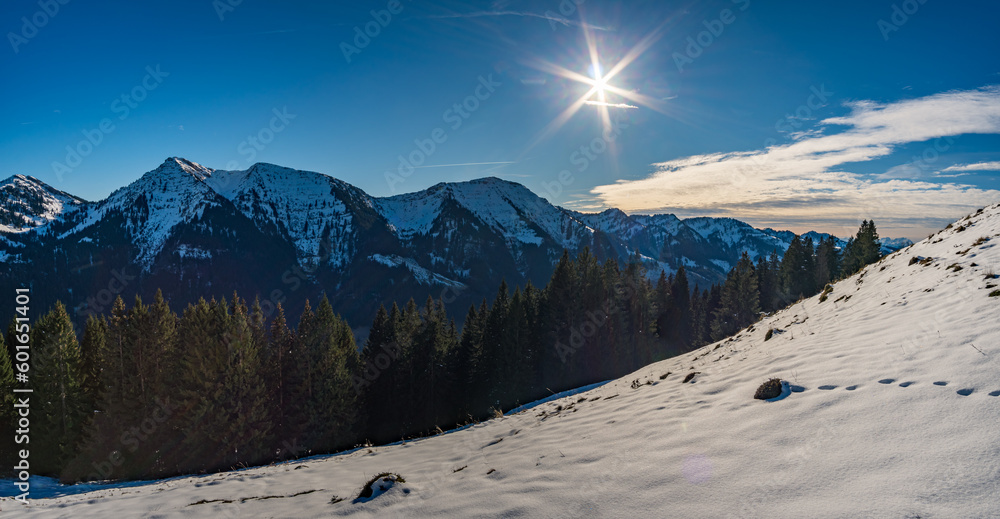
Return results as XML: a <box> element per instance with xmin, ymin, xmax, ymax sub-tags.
<box><xmin>0</xmin><ymin>174</ymin><xmax>85</xmax><ymax>233</ymax></box>
<box><xmin>684</xmin><ymin>216</ymin><xmax>790</xmax><ymax>258</ymax></box>
<box><xmin>8</xmin><ymin>203</ymin><xmax>1000</xmax><ymax>518</ymax></box>
<box><xmin>206</xmin><ymin>162</ymin><xmax>372</xmax><ymax>268</ymax></box>
<box><xmin>879</xmin><ymin>236</ymin><xmax>916</xmax><ymax>252</ymax></box>
<box><xmin>631</xmin><ymin>213</ymin><xmax>684</xmax><ymax>236</ymax></box>
<box><xmin>368</xmin><ymin>253</ymin><xmax>466</xmax><ymax>288</ymax></box>
<box><xmin>68</xmin><ymin>158</ymin><xmax>226</xmax><ymax>266</ymax></box>
<box><xmin>377</xmin><ymin>177</ymin><xmax>587</xmax><ymax>250</ymax></box>
<box><xmin>575</xmin><ymin>208</ymin><xmax>647</xmax><ymax>240</ymax></box>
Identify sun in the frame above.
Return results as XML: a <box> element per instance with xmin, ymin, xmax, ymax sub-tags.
<box><xmin>523</xmin><ymin>18</ymin><xmax>672</xmax><ymax>148</ymax></box>
<box><xmin>589</xmin><ymin>63</ymin><xmax>608</xmax><ymax>103</ymax></box>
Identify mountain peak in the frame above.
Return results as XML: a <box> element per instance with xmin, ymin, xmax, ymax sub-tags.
<box><xmin>157</xmin><ymin>157</ymin><xmax>213</xmax><ymax>181</ymax></box>
<box><xmin>0</xmin><ymin>173</ymin><xmax>85</xmax><ymax>233</ymax></box>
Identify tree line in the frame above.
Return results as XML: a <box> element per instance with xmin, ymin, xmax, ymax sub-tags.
<box><xmin>0</xmin><ymin>221</ymin><xmax>883</xmax><ymax>482</ymax></box>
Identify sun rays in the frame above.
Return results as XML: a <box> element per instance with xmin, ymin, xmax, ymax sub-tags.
<box><xmin>523</xmin><ymin>17</ymin><xmax>672</xmax><ymax>152</ymax></box>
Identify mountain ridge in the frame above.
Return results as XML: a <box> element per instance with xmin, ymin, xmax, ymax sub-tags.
<box><xmin>0</xmin><ymin>157</ymin><xmax>915</xmax><ymax>329</ymax></box>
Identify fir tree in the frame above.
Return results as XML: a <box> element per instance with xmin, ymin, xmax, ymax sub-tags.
<box><xmin>0</xmin><ymin>331</ymin><xmax>15</xmax><ymax>469</ymax></box>
<box><xmin>842</xmin><ymin>220</ymin><xmax>881</xmax><ymax>275</ymax></box>
<box><xmin>711</xmin><ymin>253</ymin><xmax>760</xmax><ymax>340</ymax></box>
<box><xmin>32</xmin><ymin>302</ymin><xmax>87</xmax><ymax>476</ymax></box>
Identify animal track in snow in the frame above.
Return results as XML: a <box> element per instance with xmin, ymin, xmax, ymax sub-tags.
<box><xmin>812</xmin><ymin>379</ymin><xmax>989</xmax><ymax>397</ymax></box>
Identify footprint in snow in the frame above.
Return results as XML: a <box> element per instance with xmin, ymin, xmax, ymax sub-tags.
<box><xmin>818</xmin><ymin>385</ymin><xmax>838</xmax><ymax>390</ymax></box>
<box><xmin>956</xmin><ymin>388</ymin><xmax>974</xmax><ymax>396</ymax></box>
<box><xmin>878</xmin><ymin>378</ymin><xmax>896</xmax><ymax>384</ymax></box>
<box><xmin>899</xmin><ymin>381</ymin><xmax>914</xmax><ymax>387</ymax></box>
<box><xmin>933</xmin><ymin>381</ymin><xmax>948</xmax><ymax>386</ymax></box>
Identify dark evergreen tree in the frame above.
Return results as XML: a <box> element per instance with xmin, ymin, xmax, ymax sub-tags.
<box><xmin>266</xmin><ymin>303</ymin><xmax>294</xmax><ymax>448</ymax></box>
<box><xmin>841</xmin><ymin>220</ymin><xmax>881</xmax><ymax>276</ymax></box>
<box><xmin>711</xmin><ymin>253</ymin><xmax>760</xmax><ymax>340</ymax></box>
<box><xmin>31</xmin><ymin>302</ymin><xmax>86</xmax><ymax>476</ymax></box>
<box><xmin>669</xmin><ymin>265</ymin><xmax>692</xmax><ymax>351</ymax></box>
<box><xmin>0</xmin><ymin>331</ymin><xmax>15</xmax><ymax>471</ymax></box>
<box><xmin>814</xmin><ymin>236</ymin><xmax>840</xmax><ymax>288</ymax></box>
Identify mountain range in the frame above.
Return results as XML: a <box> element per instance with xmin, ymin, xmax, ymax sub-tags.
<box><xmin>0</xmin><ymin>158</ymin><xmax>911</xmax><ymax>330</ymax></box>
<box><xmin>8</xmin><ymin>192</ymin><xmax>1000</xmax><ymax>518</ymax></box>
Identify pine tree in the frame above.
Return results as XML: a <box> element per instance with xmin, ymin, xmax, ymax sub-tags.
<box><xmin>542</xmin><ymin>251</ymin><xmax>580</xmax><ymax>388</ymax></box>
<box><xmin>779</xmin><ymin>235</ymin><xmax>814</xmax><ymax>303</ymax></box>
<box><xmin>814</xmin><ymin>236</ymin><xmax>840</xmax><ymax>288</ymax></box>
<box><xmin>32</xmin><ymin>302</ymin><xmax>87</xmax><ymax>476</ymax></box>
<box><xmin>669</xmin><ymin>265</ymin><xmax>692</xmax><ymax>350</ymax></box>
<box><xmin>482</xmin><ymin>281</ymin><xmax>510</xmax><ymax>411</ymax></box>
<box><xmin>307</xmin><ymin>296</ymin><xmax>360</xmax><ymax>452</ymax></box>
<box><xmin>711</xmin><ymin>253</ymin><xmax>760</xmax><ymax>340</ymax></box>
<box><xmin>219</xmin><ymin>295</ymin><xmax>273</xmax><ymax>467</ymax></box>
<box><xmin>359</xmin><ymin>304</ymin><xmax>402</xmax><ymax>443</ymax></box>
<box><xmin>0</xmin><ymin>330</ymin><xmax>15</xmax><ymax>469</ymax></box>
<box><xmin>267</xmin><ymin>303</ymin><xmax>294</xmax><ymax>446</ymax></box>
<box><xmin>79</xmin><ymin>315</ymin><xmax>109</xmax><ymax>414</ymax></box>
<box><xmin>454</xmin><ymin>301</ymin><xmax>488</xmax><ymax>419</ymax></box>
<box><xmin>756</xmin><ymin>251</ymin><xmax>779</xmax><ymax>313</ymax></box>
<box><xmin>842</xmin><ymin>220</ymin><xmax>881</xmax><ymax>276</ymax></box>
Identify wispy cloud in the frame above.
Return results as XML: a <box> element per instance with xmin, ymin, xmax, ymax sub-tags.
<box><xmin>591</xmin><ymin>86</ymin><xmax>1000</xmax><ymax>238</ymax></box>
<box><xmin>423</xmin><ymin>11</ymin><xmax>612</xmax><ymax>31</ymax></box>
<box><xmin>942</xmin><ymin>161</ymin><xmax>1000</xmax><ymax>172</ymax></box>
<box><xmin>585</xmin><ymin>100</ymin><xmax>638</xmax><ymax>109</ymax></box>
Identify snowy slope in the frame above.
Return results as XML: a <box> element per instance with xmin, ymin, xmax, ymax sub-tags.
<box><xmin>7</xmin><ymin>202</ymin><xmax>1000</xmax><ymax>518</ymax></box>
<box><xmin>205</xmin><ymin>162</ymin><xmax>373</xmax><ymax>269</ymax></box>
<box><xmin>0</xmin><ymin>174</ymin><xmax>85</xmax><ymax>233</ymax></box>
<box><xmin>68</xmin><ymin>158</ymin><xmax>226</xmax><ymax>266</ymax></box>
<box><xmin>377</xmin><ymin>177</ymin><xmax>588</xmax><ymax>250</ymax></box>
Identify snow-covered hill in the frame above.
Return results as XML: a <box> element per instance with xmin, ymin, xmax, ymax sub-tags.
<box><xmin>6</xmin><ymin>203</ymin><xmax>998</xmax><ymax>518</ymax></box>
<box><xmin>0</xmin><ymin>174</ymin><xmax>85</xmax><ymax>234</ymax></box>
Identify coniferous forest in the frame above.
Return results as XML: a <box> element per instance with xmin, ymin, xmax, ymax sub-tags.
<box><xmin>0</xmin><ymin>221</ymin><xmax>884</xmax><ymax>482</ymax></box>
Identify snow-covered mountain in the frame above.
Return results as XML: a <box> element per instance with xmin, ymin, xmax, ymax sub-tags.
<box><xmin>0</xmin><ymin>174</ymin><xmax>85</xmax><ymax>234</ymax></box>
<box><xmin>6</xmin><ymin>202</ymin><xmax>998</xmax><ymax>518</ymax></box>
<box><xmin>0</xmin><ymin>158</ymin><xmax>912</xmax><ymax>328</ymax></box>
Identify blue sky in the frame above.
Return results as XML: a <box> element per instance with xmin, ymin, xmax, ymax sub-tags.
<box><xmin>3</xmin><ymin>0</ymin><xmax>999</xmax><ymax>239</ymax></box>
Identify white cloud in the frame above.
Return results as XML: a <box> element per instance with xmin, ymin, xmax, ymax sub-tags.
<box><xmin>591</xmin><ymin>86</ymin><xmax>1000</xmax><ymax>238</ymax></box>
<box><xmin>942</xmin><ymin>161</ymin><xmax>1000</xmax><ymax>172</ymax></box>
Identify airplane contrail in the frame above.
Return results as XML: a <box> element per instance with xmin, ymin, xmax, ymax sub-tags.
<box><xmin>585</xmin><ymin>100</ymin><xmax>638</xmax><ymax>109</ymax></box>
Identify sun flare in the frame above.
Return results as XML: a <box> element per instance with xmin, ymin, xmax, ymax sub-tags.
<box><xmin>523</xmin><ymin>18</ymin><xmax>672</xmax><ymax>151</ymax></box>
